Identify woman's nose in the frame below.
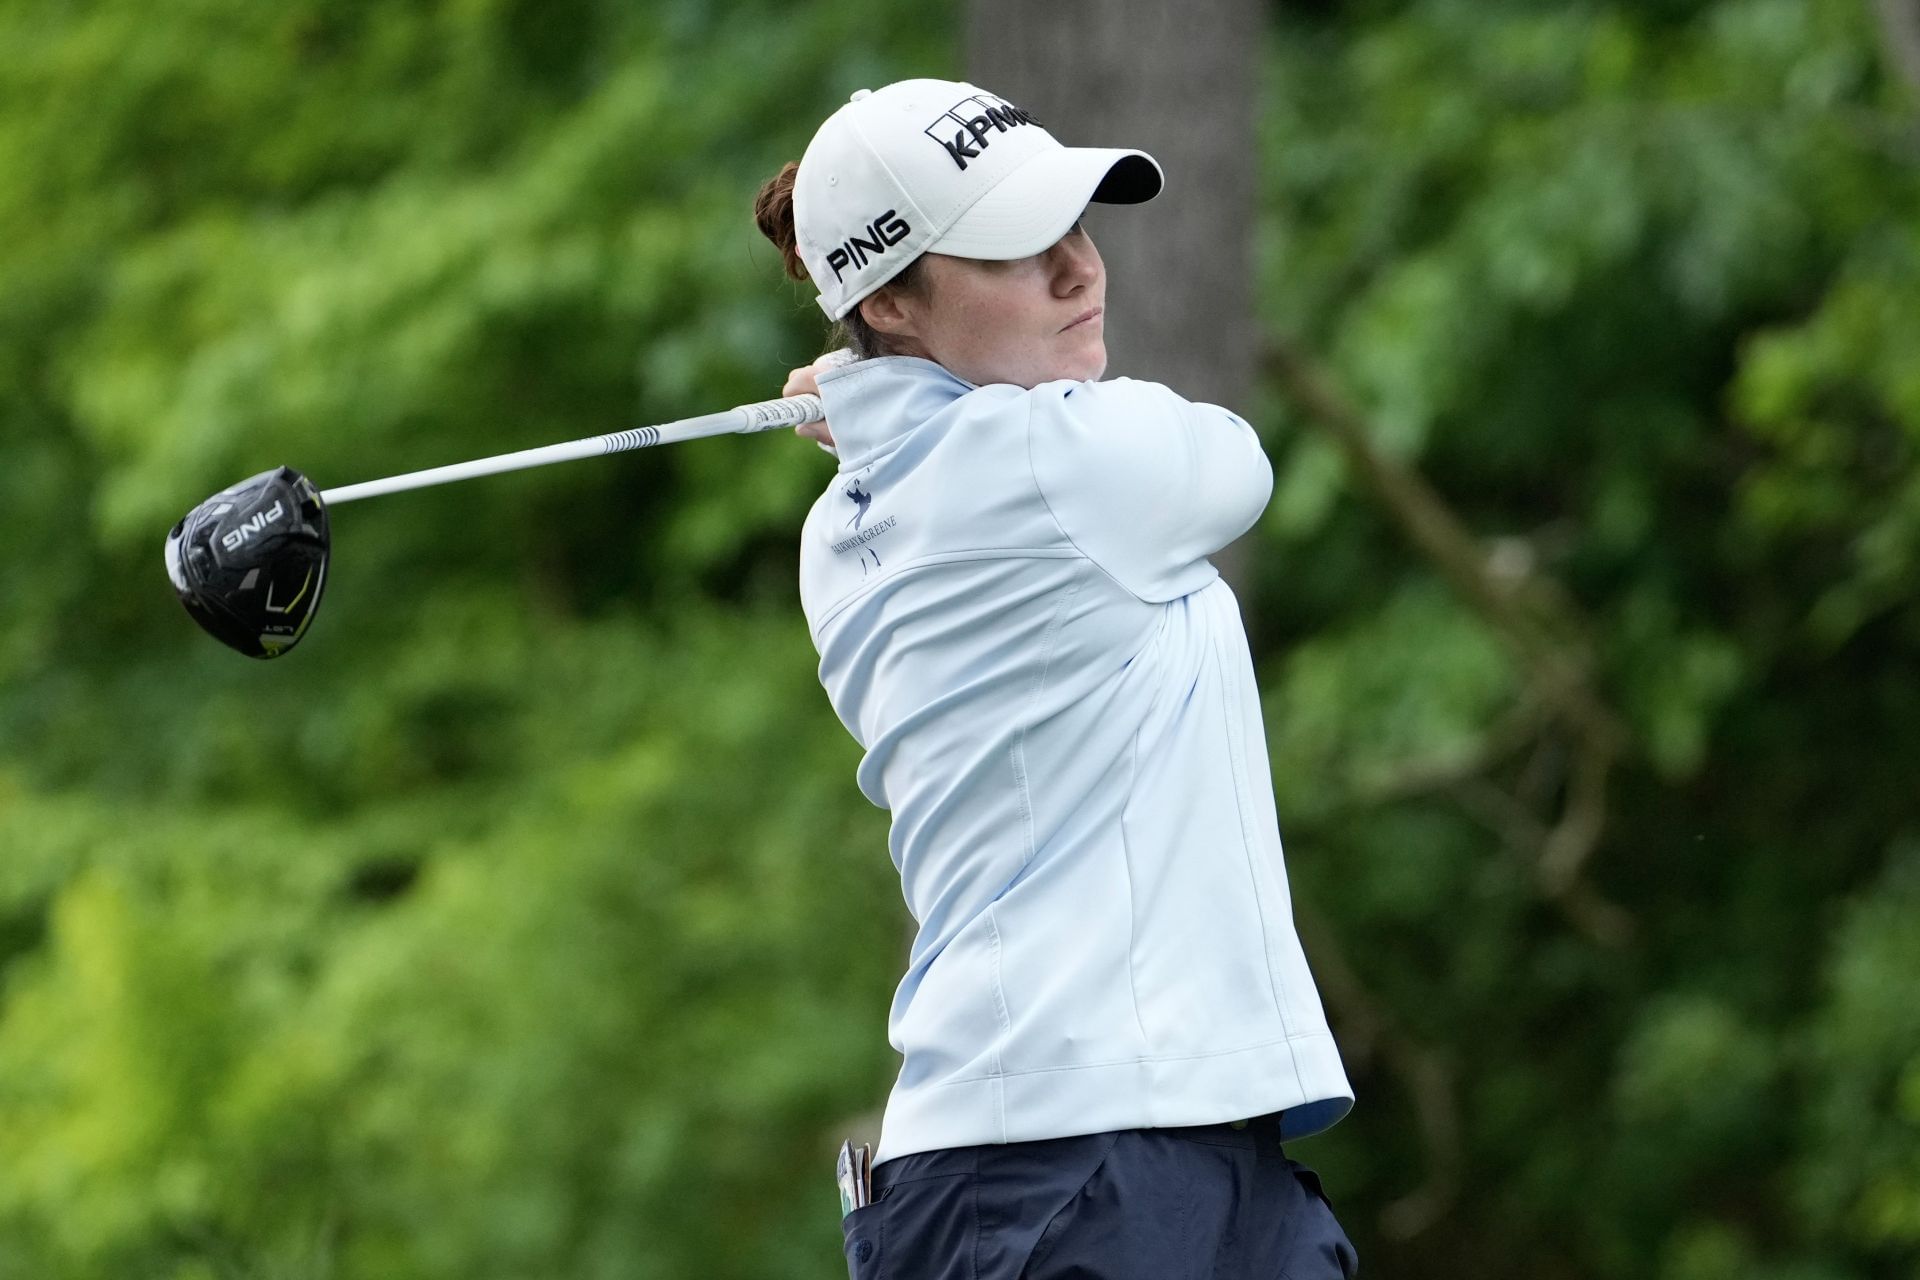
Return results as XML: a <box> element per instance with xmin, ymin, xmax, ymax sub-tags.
<box><xmin>1050</xmin><ymin>230</ymin><xmax>1101</xmax><ymax>294</ymax></box>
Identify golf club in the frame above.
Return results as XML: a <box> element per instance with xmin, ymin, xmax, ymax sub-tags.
<box><xmin>165</xmin><ymin>391</ymin><xmax>825</xmax><ymax>659</ymax></box>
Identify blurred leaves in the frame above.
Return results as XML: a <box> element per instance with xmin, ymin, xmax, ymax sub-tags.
<box><xmin>0</xmin><ymin>615</ymin><xmax>901</xmax><ymax>1279</ymax></box>
<box><xmin>2</xmin><ymin>1</ymin><xmax>935</xmax><ymax>1277</ymax></box>
<box><xmin>1259</xmin><ymin>0</ymin><xmax>1920</xmax><ymax>1275</ymax></box>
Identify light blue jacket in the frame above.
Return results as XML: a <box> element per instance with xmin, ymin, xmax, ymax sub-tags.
<box><xmin>800</xmin><ymin>356</ymin><xmax>1352</xmax><ymax>1164</ymax></box>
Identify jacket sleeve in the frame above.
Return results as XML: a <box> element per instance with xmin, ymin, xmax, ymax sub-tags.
<box><xmin>1027</xmin><ymin>377</ymin><xmax>1274</xmax><ymax>602</ymax></box>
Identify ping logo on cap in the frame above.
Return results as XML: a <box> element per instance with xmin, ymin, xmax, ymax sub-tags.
<box><xmin>923</xmin><ymin>93</ymin><xmax>1040</xmax><ymax>171</ymax></box>
<box><xmin>826</xmin><ymin>208</ymin><xmax>912</xmax><ymax>282</ymax></box>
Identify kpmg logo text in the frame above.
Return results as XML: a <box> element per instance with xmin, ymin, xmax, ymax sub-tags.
<box><xmin>923</xmin><ymin>94</ymin><xmax>1040</xmax><ymax>171</ymax></box>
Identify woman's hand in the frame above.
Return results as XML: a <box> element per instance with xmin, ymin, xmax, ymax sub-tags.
<box><xmin>783</xmin><ymin>349</ymin><xmax>856</xmax><ymax>448</ymax></box>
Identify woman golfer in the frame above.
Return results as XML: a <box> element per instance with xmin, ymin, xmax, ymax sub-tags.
<box><xmin>756</xmin><ymin>79</ymin><xmax>1358</xmax><ymax>1279</ymax></box>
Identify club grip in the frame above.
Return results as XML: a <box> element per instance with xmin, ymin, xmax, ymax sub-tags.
<box><xmin>738</xmin><ymin>393</ymin><xmax>824</xmax><ymax>432</ymax></box>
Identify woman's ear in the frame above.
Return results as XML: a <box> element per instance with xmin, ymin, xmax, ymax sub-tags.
<box><xmin>859</xmin><ymin>285</ymin><xmax>919</xmax><ymax>343</ymax></box>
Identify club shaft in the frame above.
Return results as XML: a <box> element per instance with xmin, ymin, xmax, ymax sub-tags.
<box><xmin>317</xmin><ymin>393</ymin><xmax>824</xmax><ymax>506</ymax></box>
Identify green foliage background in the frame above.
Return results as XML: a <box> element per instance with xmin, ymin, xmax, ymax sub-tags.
<box><xmin>1</xmin><ymin>1</ymin><xmax>1915</xmax><ymax>1277</ymax></box>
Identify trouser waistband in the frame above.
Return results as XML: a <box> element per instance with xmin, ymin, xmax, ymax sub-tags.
<box><xmin>1152</xmin><ymin>1110</ymin><xmax>1288</xmax><ymax>1148</ymax></box>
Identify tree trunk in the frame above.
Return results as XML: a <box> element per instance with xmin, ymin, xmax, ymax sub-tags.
<box><xmin>966</xmin><ymin>0</ymin><xmax>1262</xmax><ymax>587</ymax></box>
<box><xmin>1876</xmin><ymin>0</ymin><xmax>1920</xmax><ymax>99</ymax></box>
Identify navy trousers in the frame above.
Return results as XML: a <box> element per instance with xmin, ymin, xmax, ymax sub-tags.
<box><xmin>841</xmin><ymin>1115</ymin><xmax>1358</xmax><ymax>1279</ymax></box>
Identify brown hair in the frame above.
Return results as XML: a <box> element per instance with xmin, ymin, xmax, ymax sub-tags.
<box><xmin>754</xmin><ymin>161</ymin><xmax>927</xmax><ymax>361</ymax></box>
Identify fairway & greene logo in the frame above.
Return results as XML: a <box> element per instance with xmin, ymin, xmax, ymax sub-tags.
<box><xmin>833</xmin><ymin>477</ymin><xmax>895</xmax><ymax>575</ymax></box>
<box><xmin>845</xmin><ymin>480</ymin><xmax>872</xmax><ymax>529</ymax></box>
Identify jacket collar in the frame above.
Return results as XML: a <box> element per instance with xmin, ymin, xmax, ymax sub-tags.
<box><xmin>816</xmin><ymin>356</ymin><xmax>975</xmax><ymax>467</ymax></box>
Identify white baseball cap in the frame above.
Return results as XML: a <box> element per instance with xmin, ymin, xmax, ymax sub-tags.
<box><xmin>792</xmin><ymin>79</ymin><xmax>1163</xmax><ymax>320</ymax></box>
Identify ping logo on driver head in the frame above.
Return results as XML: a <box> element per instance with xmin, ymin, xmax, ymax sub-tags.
<box><xmin>923</xmin><ymin>94</ymin><xmax>1039</xmax><ymax>171</ymax></box>
<box><xmin>220</xmin><ymin>500</ymin><xmax>286</xmax><ymax>553</ymax></box>
<box><xmin>825</xmin><ymin>209</ymin><xmax>912</xmax><ymax>283</ymax></box>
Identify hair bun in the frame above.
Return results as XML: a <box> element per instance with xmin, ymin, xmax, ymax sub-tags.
<box><xmin>753</xmin><ymin>162</ymin><xmax>809</xmax><ymax>283</ymax></box>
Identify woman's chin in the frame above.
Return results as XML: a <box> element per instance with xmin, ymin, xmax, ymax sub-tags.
<box><xmin>1061</xmin><ymin>351</ymin><xmax>1108</xmax><ymax>384</ymax></box>
<box><xmin>1044</xmin><ymin>339</ymin><xmax>1108</xmax><ymax>386</ymax></box>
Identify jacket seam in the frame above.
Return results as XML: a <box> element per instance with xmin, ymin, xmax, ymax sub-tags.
<box><xmin>1210</xmin><ymin>613</ymin><xmax>1295</xmax><ymax>1037</ymax></box>
<box><xmin>809</xmin><ymin>546</ymin><xmax>1083</xmax><ymax>637</ymax></box>
<box><xmin>1008</xmin><ymin>561</ymin><xmax>1091</xmax><ymax>874</ymax></box>
<box><xmin>1119</xmin><ymin>724</ymin><xmax>1151</xmax><ymax>1048</ymax></box>
<box><xmin>911</xmin><ymin>1030</ymin><xmax>1335</xmax><ymax>1087</ymax></box>
<box><xmin>1024</xmin><ymin>390</ymin><xmax>1158</xmax><ymax>603</ymax></box>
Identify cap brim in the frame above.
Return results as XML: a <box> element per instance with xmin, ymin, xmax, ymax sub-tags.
<box><xmin>926</xmin><ymin>147</ymin><xmax>1162</xmax><ymax>261</ymax></box>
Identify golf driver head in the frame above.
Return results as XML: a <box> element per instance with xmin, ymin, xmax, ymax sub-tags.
<box><xmin>165</xmin><ymin>466</ymin><xmax>330</xmax><ymax>658</ymax></box>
